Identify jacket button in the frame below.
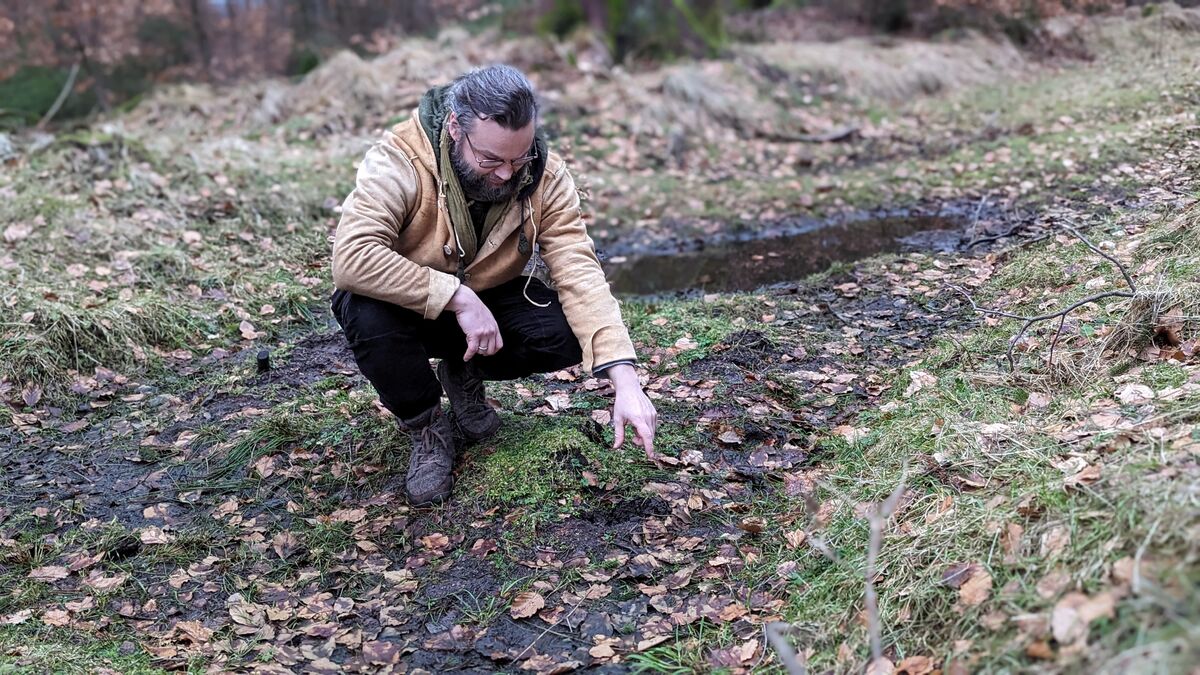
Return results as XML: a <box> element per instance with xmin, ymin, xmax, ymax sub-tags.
<box><xmin>464</xmin><ymin>273</ymin><xmax>472</xmax><ymax>280</ymax></box>
<box><xmin>443</xmin><ymin>245</ymin><xmax>452</xmax><ymax>256</ymax></box>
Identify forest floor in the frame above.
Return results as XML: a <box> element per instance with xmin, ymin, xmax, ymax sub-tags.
<box><xmin>1</xmin><ymin>6</ymin><xmax>1199</xmax><ymax>674</ymax></box>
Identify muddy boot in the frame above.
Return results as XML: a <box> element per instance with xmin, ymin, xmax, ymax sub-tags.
<box><xmin>400</xmin><ymin>405</ymin><xmax>456</xmax><ymax>506</ymax></box>
<box><xmin>437</xmin><ymin>359</ymin><xmax>501</xmax><ymax>443</ymax></box>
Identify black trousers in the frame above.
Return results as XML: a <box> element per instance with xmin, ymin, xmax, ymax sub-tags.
<box><xmin>331</xmin><ymin>277</ymin><xmax>583</xmax><ymax>420</ymax></box>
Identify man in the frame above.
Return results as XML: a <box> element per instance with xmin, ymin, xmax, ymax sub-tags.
<box><xmin>331</xmin><ymin>64</ymin><xmax>657</xmax><ymax>506</ymax></box>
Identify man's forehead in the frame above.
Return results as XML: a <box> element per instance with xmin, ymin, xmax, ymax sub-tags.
<box><xmin>469</xmin><ymin>118</ymin><xmax>535</xmax><ymax>154</ymax></box>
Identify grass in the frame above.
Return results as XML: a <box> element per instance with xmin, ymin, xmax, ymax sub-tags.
<box><xmin>746</xmin><ymin>203</ymin><xmax>1200</xmax><ymax>671</ymax></box>
<box><xmin>0</xmin><ymin>130</ymin><xmax>343</xmax><ymax>396</ymax></box>
<box><xmin>0</xmin><ymin>626</ymin><xmax>163</xmax><ymax>674</ymax></box>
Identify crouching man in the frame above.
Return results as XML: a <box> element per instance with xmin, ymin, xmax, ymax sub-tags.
<box><xmin>331</xmin><ymin>64</ymin><xmax>657</xmax><ymax>505</ymax></box>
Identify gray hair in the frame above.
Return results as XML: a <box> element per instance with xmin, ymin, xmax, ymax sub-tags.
<box><xmin>447</xmin><ymin>64</ymin><xmax>539</xmax><ymax>133</ymax></box>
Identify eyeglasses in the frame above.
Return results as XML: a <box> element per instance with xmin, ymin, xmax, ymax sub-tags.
<box><xmin>462</xmin><ymin>131</ymin><xmax>537</xmax><ymax>171</ymax></box>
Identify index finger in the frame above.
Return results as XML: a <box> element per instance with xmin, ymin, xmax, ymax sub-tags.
<box><xmin>463</xmin><ymin>334</ymin><xmax>479</xmax><ymax>361</ymax></box>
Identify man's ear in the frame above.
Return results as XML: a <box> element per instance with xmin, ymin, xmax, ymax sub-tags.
<box><xmin>447</xmin><ymin>112</ymin><xmax>460</xmax><ymax>141</ymax></box>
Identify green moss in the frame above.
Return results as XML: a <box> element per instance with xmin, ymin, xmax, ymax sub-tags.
<box><xmin>462</xmin><ymin>416</ymin><xmax>657</xmax><ymax>508</ymax></box>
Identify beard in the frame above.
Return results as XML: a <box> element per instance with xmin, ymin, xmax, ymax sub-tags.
<box><xmin>450</xmin><ymin>139</ymin><xmax>522</xmax><ymax>204</ymax></box>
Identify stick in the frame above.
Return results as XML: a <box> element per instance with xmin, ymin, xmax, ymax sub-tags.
<box><xmin>865</xmin><ymin>475</ymin><xmax>906</xmax><ymax>663</ymax></box>
<box><xmin>38</xmin><ymin>62</ymin><xmax>81</xmax><ymax>130</ymax></box>
<box><xmin>765</xmin><ymin>622</ymin><xmax>807</xmax><ymax>675</ymax></box>
<box><xmin>756</xmin><ymin>125</ymin><xmax>859</xmax><ymax>143</ymax></box>
<box><xmin>945</xmin><ymin>224</ymin><xmax>1138</xmax><ymax>372</ymax></box>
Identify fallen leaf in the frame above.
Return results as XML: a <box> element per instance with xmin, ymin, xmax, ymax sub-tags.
<box><xmin>1116</xmin><ymin>383</ymin><xmax>1154</xmax><ymax>405</ymax></box>
<box><xmin>1051</xmin><ymin>591</ymin><xmax>1116</xmax><ymax>645</ymax></box>
<box><xmin>895</xmin><ymin>655</ymin><xmax>936</xmax><ymax>675</ymax></box>
<box><xmin>738</xmin><ymin>516</ymin><xmax>767</xmax><ymax>534</ymax></box>
<box><xmin>139</xmin><ymin>526</ymin><xmax>175</xmax><ymax>545</ymax></box>
<box><xmin>470</xmin><ymin>538</ymin><xmax>498</xmax><ymax>557</ymax></box>
<box><xmin>3</xmin><ymin>610</ymin><xmax>33</xmax><ymax>625</ymax></box>
<box><xmin>904</xmin><ymin>370</ymin><xmax>937</xmax><ymax>398</ymax></box>
<box><xmin>28</xmin><ymin>566</ymin><xmax>70</xmax><ymax>582</ymax></box>
<box><xmin>420</xmin><ymin>532</ymin><xmax>450</xmax><ymax>551</ymax></box>
<box><xmin>272</xmin><ymin>531</ymin><xmax>299</xmax><ymax>559</ymax></box>
<box><xmin>363</xmin><ymin>640</ymin><xmax>401</xmax><ymax>665</ymax></box>
<box><xmin>3</xmin><ymin>223</ymin><xmax>31</xmax><ymax>243</ymax></box>
<box><xmin>959</xmin><ymin>566</ymin><xmax>993</xmax><ymax>607</ymax></box>
<box><xmin>239</xmin><ymin>320</ymin><xmax>259</xmax><ymax>340</ymax></box>
<box><xmin>41</xmin><ymin>609</ymin><xmax>71</xmax><ymax>627</ymax></box>
<box><xmin>510</xmin><ymin>591</ymin><xmax>545</xmax><ymax>619</ymax></box>
<box><xmin>83</xmin><ymin>571</ymin><xmax>128</xmax><ymax>592</ymax></box>
<box><xmin>330</xmin><ymin>507</ymin><xmax>367</xmax><ymax>523</ymax></box>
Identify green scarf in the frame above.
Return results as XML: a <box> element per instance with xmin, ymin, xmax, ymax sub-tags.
<box><xmin>418</xmin><ymin>86</ymin><xmax>546</xmax><ymax>270</ymax></box>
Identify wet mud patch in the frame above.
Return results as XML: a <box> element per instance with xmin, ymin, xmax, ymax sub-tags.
<box><xmin>603</xmin><ymin>201</ymin><xmax>1035</xmax><ymax>295</ymax></box>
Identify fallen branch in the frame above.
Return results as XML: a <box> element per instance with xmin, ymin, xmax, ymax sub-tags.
<box><xmin>756</xmin><ymin>125</ymin><xmax>859</xmax><ymax>143</ymax></box>
<box><xmin>865</xmin><ymin>474</ymin><xmax>907</xmax><ymax>666</ymax></box>
<box><xmin>947</xmin><ymin>224</ymin><xmax>1137</xmax><ymax>371</ymax></box>
<box><xmin>765</xmin><ymin>622</ymin><xmax>807</xmax><ymax>675</ymax></box>
<box><xmin>38</xmin><ymin>62</ymin><xmax>80</xmax><ymax>130</ymax></box>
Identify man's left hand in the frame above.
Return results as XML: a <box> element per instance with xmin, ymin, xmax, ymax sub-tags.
<box><xmin>605</xmin><ymin>364</ymin><xmax>657</xmax><ymax>457</ymax></box>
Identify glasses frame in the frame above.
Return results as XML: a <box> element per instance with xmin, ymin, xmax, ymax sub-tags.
<box><xmin>461</xmin><ymin>130</ymin><xmax>537</xmax><ymax>171</ymax></box>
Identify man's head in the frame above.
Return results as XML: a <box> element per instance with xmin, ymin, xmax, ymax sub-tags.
<box><xmin>445</xmin><ymin>65</ymin><xmax>539</xmax><ymax>203</ymax></box>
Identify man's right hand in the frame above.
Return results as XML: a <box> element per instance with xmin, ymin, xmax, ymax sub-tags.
<box><xmin>446</xmin><ymin>285</ymin><xmax>503</xmax><ymax>361</ymax></box>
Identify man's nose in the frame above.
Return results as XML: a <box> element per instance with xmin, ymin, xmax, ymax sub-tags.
<box><xmin>495</xmin><ymin>164</ymin><xmax>513</xmax><ymax>181</ymax></box>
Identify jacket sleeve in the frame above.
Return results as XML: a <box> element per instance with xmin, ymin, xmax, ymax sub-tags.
<box><xmin>536</xmin><ymin>166</ymin><xmax>637</xmax><ymax>374</ymax></box>
<box><xmin>331</xmin><ymin>134</ymin><xmax>461</xmax><ymax>319</ymax></box>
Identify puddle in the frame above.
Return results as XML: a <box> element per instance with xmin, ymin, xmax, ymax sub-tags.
<box><xmin>603</xmin><ymin>215</ymin><xmax>963</xmax><ymax>296</ymax></box>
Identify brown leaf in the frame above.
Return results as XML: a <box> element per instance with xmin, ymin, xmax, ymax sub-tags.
<box><xmin>21</xmin><ymin>383</ymin><xmax>41</xmax><ymax>408</ymax></box>
<box><xmin>895</xmin><ymin>655</ymin><xmax>936</xmax><ymax>675</ymax></box>
<box><xmin>510</xmin><ymin>591</ymin><xmax>545</xmax><ymax>619</ymax></box>
<box><xmin>174</xmin><ymin>619</ymin><xmax>213</xmax><ymax>644</ymax></box>
<box><xmin>738</xmin><ymin>516</ymin><xmax>766</xmax><ymax>534</ymax></box>
<box><xmin>1051</xmin><ymin>591</ymin><xmax>1116</xmax><ymax>645</ymax></box>
<box><xmin>139</xmin><ymin>526</ymin><xmax>175</xmax><ymax>545</ymax></box>
<box><xmin>28</xmin><ymin>565</ymin><xmax>70</xmax><ymax>582</ymax></box>
<box><xmin>3</xmin><ymin>223</ymin><xmax>31</xmax><ymax>243</ymax></box>
<box><xmin>958</xmin><ymin>566</ymin><xmax>992</xmax><ymax>607</ymax></box>
<box><xmin>420</xmin><ymin>532</ymin><xmax>450</xmax><ymax>551</ymax></box>
<box><xmin>363</xmin><ymin>640</ymin><xmax>402</xmax><ymax>665</ymax></box>
<box><xmin>252</xmin><ymin>454</ymin><xmax>277</xmax><ymax>478</ymax></box>
<box><xmin>470</xmin><ymin>538</ymin><xmax>498</xmax><ymax>557</ymax></box>
<box><xmin>41</xmin><ymin>609</ymin><xmax>71</xmax><ymax>627</ymax></box>
<box><xmin>83</xmin><ymin>570</ymin><xmax>128</xmax><ymax>592</ymax></box>
<box><xmin>717</xmin><ymin>429</ymin><xmax>742</xmax><ymax>445</ymax></box>
<box><xmin>272</xmin><ymin>530</ymin><xmax>299</xmax><ymax>559</ymax></box>
<box><xmin>330</xmin><ymin>507</ymin><xmax>367</xmax><ymax>523</ymax></box>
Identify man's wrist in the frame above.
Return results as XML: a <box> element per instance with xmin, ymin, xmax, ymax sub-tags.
<box><xmin>603</xmin><ymin>363</ymin><xmax>641</xmax><ymax>392</ymax></box>
<box><xmin>446</xmin><ymin>285</ymin><xmax>476</xmax><ymax>313</ymax></box>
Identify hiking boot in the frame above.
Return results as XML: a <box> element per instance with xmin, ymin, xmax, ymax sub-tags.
<box><xmin>437</xmin><ymin>359</ymin><xmax>501</xmax><ymax>443</ymax></box>
<box><xmin>400</xmin><ymin>405</ymin><xmax>456</xmax><ymax>506</ymax></box>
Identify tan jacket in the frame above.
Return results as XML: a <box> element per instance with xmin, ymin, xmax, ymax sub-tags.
<box><xmin>331</xmin><ymin>115</ymin><xmax>636</xmax><ymax>373</ymax></box>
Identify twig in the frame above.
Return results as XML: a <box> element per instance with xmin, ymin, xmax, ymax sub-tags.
<box><xmin>38</xmin><ymin>62</ymin><xmax>81</xmax><ymax>130</ymax></box>
<box><xmin>1133</xmin><ymin>516</ymin><xmax>1162</xmax><ymax>596</ymax></box>
<box><xmin>946</xmin><ymin>224</ymin><xmax>1138</xmax><ymax>372</ymax></box>
<box><xmin>865</xmin><ymin>474</ymin><xmax>907</xmax><ymax>664</ymax></box>
<box><xmin>756</xmin><ymin>125</ymin><xmax>859</xmax><ymax>143</ymax></box>
<box><xmin>765</xmin><ymin>622</ymin><xmax>807</xmax><ymax>675</ymax></box>
<box><xmin>1060</xmin><ymin>225</ymin><xmax>1136</xmax><ymax>293</ymax></box>
<box><xmin>965</xmin><ymin>222</ymin><xmax>1024</xmax><ymax>249</ymax></box>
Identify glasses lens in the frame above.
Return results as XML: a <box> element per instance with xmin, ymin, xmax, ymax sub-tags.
<box><xmin>478</xmin><ymin>159</ymin><xmax>503</xmax><ymax>169</ymax></box>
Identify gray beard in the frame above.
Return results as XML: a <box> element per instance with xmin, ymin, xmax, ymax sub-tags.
<box><xmin>450</xmin><ymin>140</ymin><xmax>521</xmax><ymax>204</ymax></box>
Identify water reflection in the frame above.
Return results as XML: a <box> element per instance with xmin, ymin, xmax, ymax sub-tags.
<box><xmin>603</xmin><ymin>216</ymin><xmax>961</xmax><ymax>295</ymax></box>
